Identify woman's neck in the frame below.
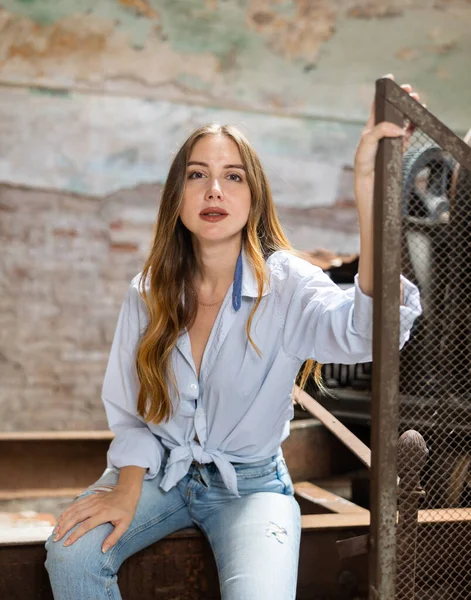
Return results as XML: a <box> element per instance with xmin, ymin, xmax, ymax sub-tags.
<box><xmin>193</xmin><ymin>237</ymin><xmax>242</xmax><ymax>295</ymax></box>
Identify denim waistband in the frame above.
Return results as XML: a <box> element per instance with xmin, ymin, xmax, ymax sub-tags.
<box><xmin>159</xmin><ymin>445</ymin><xmax>283</xmax><ymax>496</ymax></box>
<box><xmin>190</xmin><ymin>449</ymin><xmax>282</xmax><ymax>471</ymax></box>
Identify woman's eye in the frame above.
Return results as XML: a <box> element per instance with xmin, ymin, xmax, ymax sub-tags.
<box><xmin>188</xmin><ymin>171</ymin><xmax>204</xmax><ymax>179</ymax></box>
<box><xmin>228</xmin><ymin>173</ymin><xmax>242</xmax><ymax>182</ymax></box>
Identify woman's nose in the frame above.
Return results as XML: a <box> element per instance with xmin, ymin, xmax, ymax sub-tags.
<box><xmin>205</xmin><ymin>179</ymin><xmax>223</xmax><ymax>200</ymax></box>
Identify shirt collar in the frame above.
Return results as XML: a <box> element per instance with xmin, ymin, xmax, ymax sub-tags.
<box><xmin>232</xmin><ymin>247</ymin><xmax>270</xmax><ymax>310</ymax></box>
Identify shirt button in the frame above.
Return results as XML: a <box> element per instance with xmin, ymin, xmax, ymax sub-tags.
<box><xmin>190</xmin><ymin>384</ymin><xmax>198</xmax><ymax>391</ymax></box>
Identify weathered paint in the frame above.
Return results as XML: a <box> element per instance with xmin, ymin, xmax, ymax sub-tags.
<box><xmin>0</xmin><ymin>86</ymin><xmax>360</xmax><ymax>206</ymax></box>
<box><xmin>0</xmin><ymin>1</ymin><xmax>469</xmax><ymax>129</ymax></box>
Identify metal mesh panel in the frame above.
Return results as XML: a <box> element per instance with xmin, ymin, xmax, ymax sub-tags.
<box><xmin>395</xmin><ymin>124</ymin><xmax>471</xmax><ymax>599</ymax></box>
<box><xmin>362</xmin><ymin>78</ymin><xmax>471</xmax><ymax>599</ymax></box>
<box><xmin>304</xmin><ymin>80</ymin><xmax>471</xmax><ymax>598</ymax></box>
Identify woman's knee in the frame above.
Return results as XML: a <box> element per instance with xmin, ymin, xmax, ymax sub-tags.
<box><xmin>45</xmin><ymin>521</ymin><xmax>114</xmax><ymax>579</ymax></box>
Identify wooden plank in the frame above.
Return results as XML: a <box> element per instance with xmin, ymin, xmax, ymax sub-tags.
<box><xmin>0</xmin><ymin>420</ymin><xmax>362</xmax><ymax>492</ymax></box>
<box><xmin>294</xmin><ymin>385</ymin><xmax>372</xmax><ymax>468</ymax></box>
<box><xmin>0</xmin><ymin>528</ymin><xmax>370</xmax><ymax>600</ymax></box>
<box><xmin>0</xmin><ymin>438</ymin><xmax>110</xmax><ymax>491</ymax></box>
<box><xmin>0</xmin><ymin>526</ymin><xmax>55</xmax><ymax>545</ymax></box>
<box><xmin>0</xmin><ymin>512</ymin><xmax>56</xmax><ymax>545</ymax></box>
<box><xmin>294</xmin><ymin>481</ymin><xmax>369</xmax><ymax>515</ymax></box>
<box><xmin>0</xmin><ymin>512</ymin><xmax>55</xmax><ymax>527</ymax></box>
<box><xmin>0</xmin><ymin>525</ymin><xmax>203</xmax><ymax>547</ymax></box>
<box><xmin>302</xmin><ymin>513</ymin><xmax>370</xmax><ymax>530</ymax></box>
<box><xmin>0</xmin><ymin>488</ymin><xmax>84</xmax><ymax>501</ymax></box>
<box><xmin>418</xmin><ymin>508</ymin><xmax>471</xmax><ymax>523</ymax></box>
<box><xmin>0</xmin><ymin>431</ymin><xmax>114</xmax><ymax>442</ymax></box>
<box><xmin>3</xmin><ymin>508</ymin><xmax>471</xmax><ymax>548</ymax></box>
<box><xmin>302</xmin><ymin>508</ymin><xmax>471</xmax><ymax>532</ymax></box>
<box><xmin>1</xmin><ymin>514</ymin><xmax>369</xmax><ymax>547</ymax></box>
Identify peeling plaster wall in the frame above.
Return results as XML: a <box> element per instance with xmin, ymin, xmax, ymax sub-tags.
<box><xmin>0</xmin><ymin>87</ymin><xmax>357</xmax><ymax>204</ymax></box>
<box><xmin>0</xmin><ymin>0</ymin><xmax>470</xmax><ymax>430</ymax></box>
<box><xmin>0</xmin><ymin>1</ymin><xmax>470</xmax><ymax>127</ymax></box>
<box><xmin>1</xmin><ymin>0</ymin><xmax>470</xmax><ymax>195</ymax></box>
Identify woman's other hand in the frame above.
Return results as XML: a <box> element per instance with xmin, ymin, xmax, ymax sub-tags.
<box><xmin>52</xmin><ymin>484</ymin><xmax>141</xmax><ymax>554</ymax></box>
<box><xmin>354</xmin><ymin>74</ymin><xmax>423</xmax><ymax>297</ymax></box>
<box><xmin>354</xmin><ymin>73</ymin><xmax>421</xmax><ymax>218</ymax></box>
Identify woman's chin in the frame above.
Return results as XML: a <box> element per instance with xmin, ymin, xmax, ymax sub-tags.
<box><xmin>191</xmin><ymin>228</ymin><xmax>243</xmax><ymax>245</ymax></box>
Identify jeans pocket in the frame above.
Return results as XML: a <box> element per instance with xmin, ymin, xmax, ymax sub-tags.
<box><xmin>276</xmin><ymin>458</ymin><xmax>294</xmax><ymax>496</ymax></box>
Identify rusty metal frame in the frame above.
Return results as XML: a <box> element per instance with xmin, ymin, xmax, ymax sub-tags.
<box><xmin>369</xmin><ymin>78</ymin><xmax>404</xmax><ymax>600</ymax></box>
<box><xmin>369</xmin><ymin>77</ymin><xmax>471</xmax><ymax>599</ymax></box>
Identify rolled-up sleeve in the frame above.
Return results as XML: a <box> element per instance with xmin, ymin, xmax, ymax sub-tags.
<box><xmin>278</xmin><ymin>253</ymin><xmax>422</xmax><ymax>364</ymax></box>
<box><xmin>351</xmin><ymin>273</ymin><xmax>422</xmax><ymax>349</ymax></box>
<box><xmin>102</xmin><ymin>278</ymin><xmax>164</xmax><ymax>479</ymax></box>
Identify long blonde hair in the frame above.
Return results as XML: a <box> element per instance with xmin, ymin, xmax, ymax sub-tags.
<box><xmin>136</xmin><ymin>124</ymin><xmax>322</xmax><ymax>423</ymax></box>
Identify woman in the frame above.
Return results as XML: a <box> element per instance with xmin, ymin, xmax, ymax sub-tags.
<box><xmin>46</xmin><ymin>78</ymin><xmax>422</xmax><ymax>599</ymax></box>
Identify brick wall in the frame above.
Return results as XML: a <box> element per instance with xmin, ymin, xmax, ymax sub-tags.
<box><xmin>0</xmin><ymin>183</ymin><xmax>160</xmax><ymax>431</ymax></box>
<box><xmin>0</xmin><ymin>173</ymin><xmax>357</xmax><ymax>431</ymax></box>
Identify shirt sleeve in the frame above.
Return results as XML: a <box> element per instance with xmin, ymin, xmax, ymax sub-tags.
<box><xmin>277</xmin><ymin>253</ymin><xmax>422</xmax><ymax>364</ymax></box>
<box><xmin>102</xmin><ymin>278</ymin><xmax>165</xmax><ymax>479</ymax></box>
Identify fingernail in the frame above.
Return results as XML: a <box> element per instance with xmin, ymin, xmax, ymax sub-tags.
<box><xmin>63</xmin><ymin>540</ymin><xmax>71</xmax><ymax>547</ymax></box>
<box><xmin>102</xmin><ymin>545</ymin><xmax>110</xmax><ymax>554</ymax></box>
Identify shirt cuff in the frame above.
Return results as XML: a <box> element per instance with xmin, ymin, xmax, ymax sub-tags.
<box><xmin>398</xmin><ymin>274</ymin><xmax>422</xmax><ymax>347</ymax></box>
<box><xmin>352</xmin><ymin>274</ymin><xmax>422</xmax><ymax>344</ymax></box>
<box><xmin>106</xmin><ymin>427</ymin><xmax>165</xmax><ymax>480</ymax></box>
<box><xmin>352</xmin><ymin>274</ymin><xmax>374</xmax><ymax>340</ymax></box>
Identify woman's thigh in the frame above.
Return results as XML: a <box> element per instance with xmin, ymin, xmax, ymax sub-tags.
<box><xmin>198</xmin><ymin>491</ymin><xmax>301</xmax><ymax>600</ymax></box>
<box><xmin>46</xmin><ymin>469</ymin><xmax>194</xmax><ymax>579</ymax></box>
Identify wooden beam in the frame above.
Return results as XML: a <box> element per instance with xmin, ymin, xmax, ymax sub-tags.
<box><xmin>0</xmin><ymin>419</ymin><xmax>358</xmax><ymax>492</ymax></box>
<box><xmin>302</xmin><ymin>513</ymin><xmax>370</xmax><ymax>530</ymax></box>
<box><xmin>3</xmin><ymin>508</ymin><xmax>471</xmax><ymax>548</ymax></box>
<box><xmin>418</xmin><ymin>508</ymin><xmax>471</xmax><ymax>523</ymax></box>
<box><xmin>294</xmin><ymin>481</ymin><xmax>369</xmax><ymax>515</ymax></box>
<box><xmin>0</xmin><ymin>431</ymin><xmax>114</xmax><ymax>442</ymax></box>
<box><xmin>0</xmin><ymin>488</ymin><xmax>84</xmax><ymax>501</ymax></box>
<box><xmin>294</xmin><ymin>385</ymin><xmax>371</xmax><ymax>468</ymax></box>
<box><xmin>302</xmin><ymin>508</ymin><xmax>471</xmax><ymax>532</ymax></box>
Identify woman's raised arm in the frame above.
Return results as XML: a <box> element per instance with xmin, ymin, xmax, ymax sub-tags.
<box><xmin>354</xmin><ymin>75</ymin><xmax>421</xmax><ymax>298</ymax></box>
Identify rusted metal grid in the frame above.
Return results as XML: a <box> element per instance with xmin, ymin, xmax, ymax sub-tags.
<box><xmin>369</xmin><ymin>77</ymin><xmax>471</xmax><ymax>599</ymax></box>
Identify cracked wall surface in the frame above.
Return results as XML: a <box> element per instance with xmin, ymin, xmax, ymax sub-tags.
<box><xmin>0</xmin><ymin>1</ymin><xmax>470</xmax><ymax>127</ymax></box>
<box><xmin>0</xmin><ymin>0</ymin><xmax>470</xmax><ymax>430</ymax></box>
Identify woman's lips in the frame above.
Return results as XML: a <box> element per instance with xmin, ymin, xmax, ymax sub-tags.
<box><xmin>199</xmin><ymin>214</ymin><xmax>228</xmax><ymax>223</ymax></box>
<box><xmin>199</xmin><ymin>208</ymin><xmax>228</xmax><ymax>223</ymax></box>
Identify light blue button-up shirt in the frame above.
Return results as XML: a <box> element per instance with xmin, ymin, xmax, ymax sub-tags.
<box><xmin>102</xmin><ymin>249</ymin><xmax>421</xmax><ymax>496</ymax></box>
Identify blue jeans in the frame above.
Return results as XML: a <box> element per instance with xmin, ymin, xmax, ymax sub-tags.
<box><xmin>45</xmin><ymin>452</ymin><xmax>301</xmax><ymax>599</ymax></box>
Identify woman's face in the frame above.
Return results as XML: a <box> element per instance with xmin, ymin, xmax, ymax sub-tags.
<box><xmin>179</xmin><ymin>134</ymin><xmax>252</xmax><ymax>244</ymax></box>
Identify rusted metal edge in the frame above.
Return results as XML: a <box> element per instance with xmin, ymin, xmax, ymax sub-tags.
<box><xmin>380</xmin><ymin>77</ymin><xmax>471</xmax><ymax>171</ymax></box>
<box><xmin>368</xmin><ymin>76</ymin><xmax>404</xmax><ymax>600</ymax></box>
